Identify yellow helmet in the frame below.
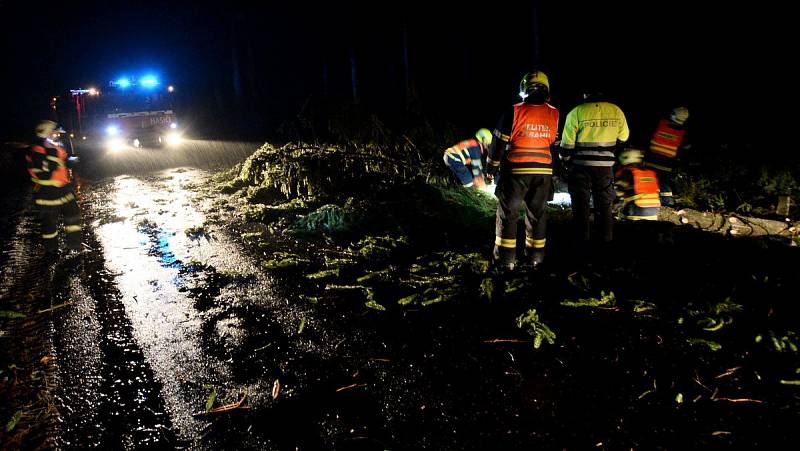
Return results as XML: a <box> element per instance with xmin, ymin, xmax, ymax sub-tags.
<box><xmin>475</xmin><ymin>128</ymin><xmax>492</xmax><ymax>146</ymax></box>
<box><xmin>519</xmin><ymin>71</ymin><xmax>549</xmax><ymax>99</ymax></box>
<box><xmin>618</xmin><ymin>147</ymin><xmax>644</xmax><ymax>166</ymax></box>
<box><xmin>670</xmin><ymin>107</ymin><xmax>689</xmax><ymax>125</ymax></box>
<box><xmin>35</xmin><ymin>120</ymin><xmax>59</xmax><ymax>138</ymax></box>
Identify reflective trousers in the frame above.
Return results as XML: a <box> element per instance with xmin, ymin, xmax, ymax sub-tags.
<box><xmin>494</xmin><ymin>173</ymin><xmax>551</xmax><ymax>265</ymax></box>
<box><xmin>34</xmin><ymin>184</ymin><xmax>82</xmax><ymax>252</ymax></box>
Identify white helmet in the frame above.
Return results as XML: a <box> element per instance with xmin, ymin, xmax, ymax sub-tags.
<box><xmin>670</xmin><ymin>107</ymin><xmax>689</xmax><ymax>125</ymax></box>
<box><xmin>35</xmin><ymin>120</ymin><xmax>64</xmax><ymax>138</ymax></box>
<box><xmin>619</xmin><ymin>147</ymin><xmax>643</xmax><ymax>166</ymax></box>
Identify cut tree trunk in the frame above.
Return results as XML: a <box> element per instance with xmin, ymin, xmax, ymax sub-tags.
<box><xmin>658</xmin><ymin>207</ymin><xmax>799</xmax><ymax>241</ymax></box>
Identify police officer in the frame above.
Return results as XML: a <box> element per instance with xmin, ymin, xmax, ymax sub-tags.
<box><xmin>487</xmin><ymin>71</ymin><xmax>560</xmax><ymax>271</ymax></box>
<box><xmin>443</xmin><ymin>129</ymin><xmax>492</xmax><ymax>188</ymax></box>
<box><xmin>26</xmin><ymin>120</ymin><xmax>83</xmax><ymax>254</ymax></box>
<box><xmin>559</xmin><ymin>90</ymin><xmax>629</xmax><ymax>251</ymax></box>
<box><xmin>643</xmin><ymin>107</ymin><xmax>689</xmax><ymax>206</ymax></box>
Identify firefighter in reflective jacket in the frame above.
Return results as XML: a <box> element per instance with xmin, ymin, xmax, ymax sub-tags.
<box><xmin>559</xmin><ymin>90</ymin><xmax>629</xmax><ymax>245</ymax></box>
<box><xmin>615</xmin><ymin>148</ymin><xmax>661</xmax><ymax>220</ymax></box>
<box><xmin>26</xmin><ymin>120</ymin><xmax>83</xmax><ymax>254</ymax></box>
<box><xmin>643</xmin><ymin>107</ymin><xmax>689</xmax><ymax>206</ymax></box>
<box><xmin>443</xmin><ymin>129</ymin><xmax>492</xmax><ymax>188</ymax></box>
<box><xmin>486</xmin><ymin>71</ymin><xmax>559</xmax><ymax>270</ymax></box>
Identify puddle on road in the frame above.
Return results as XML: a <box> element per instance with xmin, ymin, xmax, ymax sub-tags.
<box><xmin>90</xmin><ymin>168</ymin><xmax>263</xmax><ymax>445</ymax></box>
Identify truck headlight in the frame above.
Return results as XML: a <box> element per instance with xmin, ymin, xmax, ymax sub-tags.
<box><xmin>106</xmin><ymin>138</ymin><xmax>124</xmax><ymax>152</ymax></box>
<box><xmin>166</xmin><ymin>132</ymin><xmax>182</xmax><ymax>146</ymax></box>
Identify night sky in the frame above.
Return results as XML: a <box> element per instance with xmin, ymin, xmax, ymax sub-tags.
<box><xmin>0</xmin><ymin>0</ymin><xmax>786</xmax><ymax>151</ymax></box>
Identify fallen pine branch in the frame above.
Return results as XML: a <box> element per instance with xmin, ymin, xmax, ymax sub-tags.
<box><xmin>193</xmin><ymin>393</ymin><xmax>249</xmax><ymax>417</ymax></box>
<box><xmin>714</xmin><ymin>366</ymin><xmax>742</xmax><ymax>379</ymax></box>
<box><xmin>37</xmin><ymin>302</ymin><xmax>73</xmax><ymax>314</ymax></box>
<box><xmin>336</xmin><ymin>383</ymin><xmax>366</xmax><ymax>393</ymax></box>
<box><xmin>712</xmin><ymin>397</ymin><xmax>764</xmax><ymax>404</ymax></box>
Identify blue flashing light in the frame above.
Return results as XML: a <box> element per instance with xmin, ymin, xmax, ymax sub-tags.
<box><xmin>116</xmin><ymin>78</ymin><xmax>131</xmax><ymax>88</ymax></box>
<box><xmin>140</xmin><ymin>76</ymin><xmax>159</xmax><ymax>87</ymax></box>
<box><xmin>106</xmin><ymin>125</ymin><xmax>119</xmax><ymax>136</ymax></box>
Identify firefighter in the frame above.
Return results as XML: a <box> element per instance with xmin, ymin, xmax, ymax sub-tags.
<box><xmin>486</xmin><ymin>71</ymin><xmax>559</xmax><ymax>271</ymax></box>
<box><xmin>559</xmin><ymin>89</ymin><xmax>629</xmax><ymax>248</ymax></box>
<box><xmin>643</xmin><ymin>106</ymin><xmax>689</xmax><ymax>206</ymax></box>
<box><xmin>26</xmin><ymin>120</ymin><xmax>83</xmax><ymax>254</ymax></box>
<box><xmin>443</xmin><ymin>129</ymin><xmax>493</xmax><ymax>188</ymax></box>
<box><xmin>615</xmin><ymin>147</ymin><xmax>661</xmax><ymax>220</ymax></box>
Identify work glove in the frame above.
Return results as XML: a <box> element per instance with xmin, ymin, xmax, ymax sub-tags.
<box><xmin>485</xmin><ymin>164</ymin><xmax>499</xmax><ymax>179</ymax></box>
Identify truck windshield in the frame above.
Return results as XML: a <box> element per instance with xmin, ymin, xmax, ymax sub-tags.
<box><xmin>100</xmin><ymin>91</ymin><xmax>173</xmax><ymax>116</ymax></box>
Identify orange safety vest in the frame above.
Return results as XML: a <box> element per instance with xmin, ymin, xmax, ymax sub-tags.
<box><xmin>444</xmin><ymin>139</ymin><xmax>483</xmax><ymax>165</ymax></box>
<box><xmin>26</xmin><ymin>144</ymin><xmax>71</xmax><ymax>187</ymax></box>
<box><xmin>649</xmin><ymin>119</ymin><xmax>686</xmax><ymax>159</ymax></box>
<box><xmin>508</xmin><ymin>103</ymin><xmax>559</xmax><ymax>165</ymax></box>
<box><xmin>623</xmin><ymin>167</ymin><xmax>661</xmax><ymax>207</ymax></box>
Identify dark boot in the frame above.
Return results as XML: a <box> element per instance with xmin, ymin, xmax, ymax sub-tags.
<box><xmin>524</xmin><ymin>248</ymin><xmax>545</xmax><ymax>268</ymax></box>
<box><xmin>493</xmin><ymin>246</ymin><xmax>516</xmax><ymax>272</ymax></box>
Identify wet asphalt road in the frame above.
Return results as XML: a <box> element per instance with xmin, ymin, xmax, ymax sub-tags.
<box><xmin>2</xmin><ymin>141</ymin><xmax>537</xmax><ymax>450</ymax></box>
<box><xmin>53</xmin><ymin>141</ymin><xmax>301</xmax><ymax>449</ymax></box>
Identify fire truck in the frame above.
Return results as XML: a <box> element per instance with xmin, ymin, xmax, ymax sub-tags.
<box><xmin>70</xmin><ymin>75</ymin><xmax>183</xmax><ymax>152</ymax></box>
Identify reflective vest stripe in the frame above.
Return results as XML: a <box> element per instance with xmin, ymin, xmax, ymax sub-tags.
<box><xmin>649</xmin><ymin>119</ymin><xmax>685</xmax><ymax>158</ymax></box>
<box><xmin>510</xmin><ymin>167</ymin><xmax>553</xmax><ymax>175</ymax></box>
<box><xmin>574</xmin><ymin>149</ymin><xmax>615</xmax><ymax>157</ymax></box>
<box><xmin>495</xmin><ymin>237</ymin><xmax>516</xmax><ymax>248</ymax></box>
<box><xmin>35</xmin><ymin>193</ymin><xmax>75</xmax><ymax>206</ymax></box>
<box><xmin>625</xmin><ymin>214</ymin><xmax>659</xmax><ymax>221</ymax></box>
<box><xmin>45</xmin><ymin>155</ymin><xmax>67</xmax><ymax>167</ymax></box>
<box><xmin>42</xmin><ymin>231</ymin><xmax>58</xmax><ymax>239</ymax></box>
<box><xmin>508</xmin><ymin>150</ymin><xmax>551</xmax><ymax>164</ymax></box>
<box><xmin>623</xmin><ymin>193</ymin><xmax>661</xmax><ymax>207</ymax></box>
<box><xmin>649</xmin><ymin>141</ymin><xmax>678</xmax><ymax>157</ymax></box>
<box><xmin>572</xmin><ymin>160</ymin><xmax>614</xmax><ymax>167</ymax></box>
<box><xmin>575</xmin><ymin>141</ymin><xmax>617</xmax><ymax>148</ymax></box>
<box><xmin>65</xmin><ymin>224</ymin><xmax>83</xmax><ymax>233</ymax></box>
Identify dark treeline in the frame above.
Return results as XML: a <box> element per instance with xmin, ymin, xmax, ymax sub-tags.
<box><xmin>0</xmin><ymin>1</ymin><xmax>787</xmax><ymax>157</ymax></box>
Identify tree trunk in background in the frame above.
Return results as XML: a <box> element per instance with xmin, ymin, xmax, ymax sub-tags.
<box><xmin>230</xmin><ymin>15</ymin><xmax>243</xmax><ymax>122</ymax></box>
<box><xmin>531</xmin><ymin>0</ymin><xmax>541</xmax><ymax>68</ymax></box>
<box><xmin>403</xmin><ymin>25</ymin><xmax>411</xmax><ymax>104</ymax></box>
<box><xmin>322</xmin><ymin>63</ymin><xmax>329</xmax><ymax>99</ymax></box>
<box><xmin>350</xmin><ymin>49</ymin><xmax>359</xmax><ymax>105</ymax></box>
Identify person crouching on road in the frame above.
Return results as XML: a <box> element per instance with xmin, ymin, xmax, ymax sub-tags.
<box><xmin>615</xmin><ymin>147</ymin><xmax>661</xmax><ymax>221</ymax></box>
<box><xmin>443</xmin><ymin>128</ymin><xmax>493</xmax><ymax>188</ymax></box>
<box><xmin>486</xmin><ymin>71</ymin><xmax>560</xmax><ymax>271</ymax></box>
<box><xmin>26</xmin><ymin>120</ymin><xmax>83</xmax><ymax>255</ymax></box>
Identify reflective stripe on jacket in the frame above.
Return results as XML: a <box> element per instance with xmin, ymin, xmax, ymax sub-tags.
<box><xmin>648</xmin><ymin>118</ymin><xmax>686</xmax><ymax>158</ymax></box>
<box><xmin>616</xmin><ymin>166</ymin><xmax>661</xmax><ymax>208</ymax></box>
<box><xmin>444</xmin><ymin>139</ymin><xmax>483</xmax><ymax>166</ymax></box>
<box><xmin>560</xmin><ymin>101</ymin><xmax>629</xmax><ymax>168</ymax></box>
<box><xmin>508</xmin><ymin>102</ymin><xmax>559</xmax><ymax>166</ymax></box>
<box><xmin>26</xmin><ymin>143</ymin><xmax>71</xmax><ymax>187</ymax></box>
